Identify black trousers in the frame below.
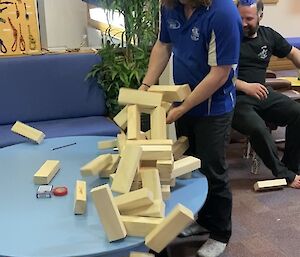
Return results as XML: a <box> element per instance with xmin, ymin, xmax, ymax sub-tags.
<box><xmin>176</xmin><ymin>111</ymin><xmax>233</xmax><ymax>243</ymax></box>
<box><xmin>232</xmin><ymin>88</ymin><xmax>300</xmax><ymax>183</ymax></box>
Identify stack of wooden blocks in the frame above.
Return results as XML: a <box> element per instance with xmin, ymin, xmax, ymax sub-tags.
<box><xmin>79</xmin><ymin>85</ymin><xmax>202</xmax><ymax>253</ymax></box>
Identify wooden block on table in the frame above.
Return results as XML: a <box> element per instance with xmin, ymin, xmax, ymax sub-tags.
<box><xmin>121</xmin><ymin>216</ymin><xmax>163</xmax><ymax>237</ymax></box>
<box><xmin>11</xmin><ymin>121</ymin><xmax>45</xmax><ymax>144</ymax></box>
<box><xmin>80</xmin><ymin>154</ymin><xmax>112</xmax><ymax>177</ymax></box>
<box><xmin>254</xmin><ymin>178</ymin><xmax>287</xmax><ymax>192</ymax></box>
<box><xmin>130</xmin><ymin>251</ymin><xmax>155</xmax><ymax>257</ymax></box>
<box><xmin>74</xmin><ymin>180</ymin><xmax>87</xmax><ymax>215</ymax></box>
<box><xmin>98</xmin><ymin>139</ymin><xmax>117</xmax><ymax>150</ymax></box>
<box><xmin>140</xmin><ymin>167</ymin><xmax>162</xmax><ymax>201</ymax></box>
<box><xmin>127</xmin><ymin>105</ymin><xmax>141</xmax><ymax>140</ymax></box>
<box><xmin>113</xmin><ymin>105</ymin><xmax>128</xmax><ymax>130</ymax></box>
<box><xmin>99</xmin><ymin>154</ymin><xmax>120</xmax><ymax>178</ymax></box>
<box><xmin>145</xmin><ymin>204</ymin><xmax>194</xmax><ymax>253</ymax></box>
<box><xmin>172</xmin><ymin>136</ymin><xmax>189</xmax><ymax>160</ymax></box>
<box><xmin>111</xmin><ymin>144</ymin><xmax>142</xmax><ymax>193</ymax></box>
<box><xmin>150</xmin><ymin>106</ymin><xmax>167</xmax><ymax>140</ymax></box>
<box><xmin>140</xmin><ymin>145</ymin><xmax>172</xmax><ymax>160</ymax></box>
<box><xmin>90</xmin><ymin>184</ymin><xmax>127</xmax><ymax>242</ymax></box>
<box><xmin>171</xmin><ymin>156</ymin><xmax>201</xmax><ymax>179</ymax></box>
<box><xmin>122</xmin><ymin>200</ymin><xmax>165</xmax><ymax>218</ymax></box>
<box><xmin>148</xmin><ymin>84</ymin><xmax>191</xmax><ymax>102</ymax></box>
<box><xmin>118</xmin><ymin>88</ymin><xmax>163</xmax><ymax>108</ymax></box>
<box><xmin>114</xmin><ymin>188</ymin><xmax>154</xmax><ymax>212</ymax></box>
<box><xmin>161</xmin><ymin>185</ymin><xmax>171</xmax><ymax>201</ymax></box>
<box><xmin>33</xmin><ymin>160</ymin><xmax>60</xmax><ymax>185</ymax></box>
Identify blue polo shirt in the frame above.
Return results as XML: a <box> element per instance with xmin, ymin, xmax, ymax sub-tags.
<box><xmin>160</xmin><ymin>0</ymin><xmax>242</xmax><ymax>116</ymax></box>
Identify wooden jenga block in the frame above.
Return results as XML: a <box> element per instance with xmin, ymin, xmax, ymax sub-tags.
<box><xmin>111</xmin><ymin>144</ymin><xmax>142</xmax><ymax>193</ymax></box>
<box><xmin>254</xmin><ymin>178</ymin><xmax>287</xmax><ymax>192</ymax></box>
<box><xmin>123</xmin><ymin>200</ymin><xmax>165</xmax><ymax>218</ymax></box>
<box><xmin>140</xmin><ymin>145</ymin><xmax>172</xmax><ymax>160</ymax></box>
<box><xmin>127</xmin><ymin>105</ymin><xmax>141</xmax><ymax>140</ymax></box>
<box><xmin>126</xmin><ymin>139</ymin><xmax>173</xmax><ymax>146</ymax></box>
<box><xmin>140</xmin><ymin>160</ymin><xmax>157</xmax><ymax>168</ymax></box>
<box><xmin>161</xmin><ymin>185</ymin><xmax>171</xmax><ymax>201</ymax></box>
<box><xmin>117</xmin><ymin>132</ymin><xmax>127</xmax><ymax>157</ymax></box>
<box><xmin>90</xmin><ymin>184</ymin><xmax>127</xmax><ymax>242</ymax></box>
<box><xmin>74</xmin><ymin>180</ymin><xmax>87</xmax><ymax>215</ymax></box>
<box><xmin>80</xmin><ymin>154</ymin><xmax>112</xmax><ymax>177</ymax></box>
<box><xmin>121</xmin><ymin>216</ymin><xmax>163</xmax><ymax>237</ymax></box>
<box><xmin>11</xmin><ymin>121</ymin><xmax>45</xmax><ymax>144</ymax></box>
<box><xmin>113</xmin><ymin>105</ymin><xmax>128</xmax><ymax>130</ymax></box>
<box><xmin>150</xmin><ymin>106</ymin><xmax>167</xmax><ymax>140</ymax></box>
<box><xmin>114</xmin><ymin>188</ymin><xmax>154</xmax><ymax>212</ymax></box>
<box><xmin>145</xmin><ymin>204</ymin><xmax>194</xmax><ymax>253</ymax></box>
<box><xmin>33</xmin><ymin>160</ymin><xmax>60</xmax><ymax>185</ymax></box>
<box><xmin>98</xmin><ymin>139</ymin><xmax>117</xmax><ymax>150</ymax></box>
<box><xmin>99</xmin><ymin>154</ymin><xmax>120</xmax><ymax>178</ymax></box>
<box><xmin>118</xmin><ymin>88</ymin><xmax>163</xmax><ymax>108</ymax></box>
<box><xmin>161</xmin><ymin>101</ymin><xmax>172</xmax><ymax>112</ymax></box>
<box><xmin>140</xmin><ymin>167</ymin><xmax>162</xmax><ymax>201</ymax></box>
<box><xmin>171</xmin><ymin>156</ymin><xmax>201</xmax><ymax>179</ymax></box>
<box><xmin>172</xmin><ymin>136</ymin><xmax>189</xmax><ymax>160</ymax></box>
<box><xmin>160</xmin><ymin>178</ymin><xmax>176</xmax><ymax>187</ymax></box>
<box><xmin>148</xmin><ymin>84</ymin><xmax>191</xmax><ymax>102</ymax></box>
<box><xmin>130</xmin><ymin>251</ymin><xmax>155</xmax><ymax>257</ymax></box>
<box><xmin>157</xmin><ymin>157</ymin><xmax>174</xmax><ymax>180</ymax></box>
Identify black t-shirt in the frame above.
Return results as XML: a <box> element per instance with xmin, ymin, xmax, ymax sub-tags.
<box><xmin>238</xmin><ymin>26</ymin><xmax>292</xmax><ymax>88</ymax></box>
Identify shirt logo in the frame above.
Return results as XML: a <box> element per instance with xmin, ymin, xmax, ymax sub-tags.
<box><xmin>258</xmin><ymin>45</ymin><xmax>268</xmax><ymax>59</ymax></box>
<box><xmin>191</xmin><ymin>27</ymin><xmax>200</xmax><ymax>41</ymax></box>
<box><xmin>167</xmin><ymin>19</ymin><xmax>181</xmax><ymax>29</ymax></box>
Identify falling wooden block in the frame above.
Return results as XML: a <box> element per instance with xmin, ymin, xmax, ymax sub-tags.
<box><xmin>145</xmin><ymin>204</ymin><xmax>194</xmax><ymax>253</ymax></box>
<box><xmin>90</xmin><ymin>184</ymin><xmax>127</xmax><ymax>242</ymax></box>
<box><xmin>127</xmin><ymin>105</ymin><xmax>141</xmax><ymax>140</ymax></box>
<box><xmin>148</xmin><ymin>84</ymin><xmax>191</xmax><ymax>102</ymax></box>
<box><xmin>121</xmin><ymin>216</ymin><xmax>163</xmax><ymax>237</ymax></box>
<box><xmin>150</xmin><ymin>106</ymin><xmax>167</xmax><ymax>140</ymax></box>
<box><xmin>171</xmin><ymin>156</ymin><xmax>201</xmax><ymax>179</ymax></box>
<box><xmin>161</xmin><ymin>185</ymin><xmax>171</xmax><ymax>201</ymax></box>
<box><xmin>130</xmin><ymin>251</ymin><xmax>155</xmax><ymax>257</ymax></box>
<box><xmin>118</xmin><ymin>88</ymin><xmax>163</xmax><ymax>108</ymax></box>
<box><xmin>254</xmin><ymin>178</ymin><xmax>287</xmax><ymax>192</ymax></box>
<box><xmin>74</xmin><ymin>180</ymin><xmax>87</xmax><ymax>215</ymax></box>
<box><xmin>140</xmin><ymin>145</ymin><xmax>173</xmax><ymax>160</ymax></box>
<box><xmin>123</xmin><ymin>200</ymin><xmax>165</xmax><ymax>218</ymax></box>
<box><xmin>33</xmin><ymin>160</ymin><xmax>60</xmax><ymax>185</ymax></box>
<box><xmin>140</xmin><ymin>167</ymin><xmax>162</xmax><ymax>201</ymax></box>
<box><xmin>11</xmin><ymin>121</ymin><xmax>45</xmax><ymax>144</ymax></box>
<box><xmin>99</xmin><ymin>154</ymin><xmax>120</xmax><ymax>178</ymax></box>
<box><xmin>98</xmin><ymin>139</ymin><xmax>117</xmax><ymax>150</ymax></box>
<box><xmin>111</xmin><ymin>144</ymin><xmax>142</xmax><ymax>193</ymax></box>
<box><xmin>113</xmin><ymin>105</ymin><xmax>128</xmax><ymax>130</ymax></box>
<box><xmin>80</xmin><ymin>154</ymin><xmax>112</xmax><ymax>177</ymax></box>
<box><xmin>114</xmin><ymin>188</ymin><xmax>154</xmax><ymax>212</ymax></box>
<box><xmin>172</xmin><ymin>136</ymin><xmax>189</xmax><ymax>160</ymax></box>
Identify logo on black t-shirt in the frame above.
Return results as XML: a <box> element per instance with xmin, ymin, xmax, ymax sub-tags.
<box><xmin>258</xmin><ymin>45</ymin><xmax>268</xmax><ymax>60</ymax></box>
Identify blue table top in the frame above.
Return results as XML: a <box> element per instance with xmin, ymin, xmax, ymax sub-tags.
<box><xmin>0</xmin><ymin>136</ymin><xmax>208</xmax><ymax>257</ymax></box>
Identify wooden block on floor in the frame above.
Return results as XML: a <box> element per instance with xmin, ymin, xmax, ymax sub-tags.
<box><xmin>145</xmin><ymin>204</ymin><xmax>194</xmax><ymax>253</ymax></box>
<box><xmin>11</xmin><ymin>121</ymin><xmax>45</xmax><ymax>144</ymax></box>
<box><xmin>122</xmin><ymin>200</ymin><xmax>165</xmax><ymax>218</ymax></box>
<box><xmin>171</xmin><ymin>156</ymin><xmax>201</xmax><ymax>179</ymax></box>
<box><xmin>98</xmin><ymin>139</ymin><xmax>117</xmax><ymax>150</ymax></box>
<box><xmin>99</xmin><ymin>154</ymin><xmax>120</xmax><ymax>178</ymax></box>
<box><xmin>80</xmin><ymin>154</ymin><xmax>112</xmax><ymax>177</ymax></box>
<box><xmin>114</xmin><ymin>188</ymin><xmax>154</xmax><ymax>212</ymax></box>
<box><xmin>74</xmin><ymin>180</ymin><xmax>87</xmax><ymax>215</ymax></box>
<box><xmin>90</xmin><ymin>184</ymin><xmax>127</xmax><ymax>242</ymax></box>
<box><xmin>111</xmin><ymin>144</ymin><xmax>142</xmax><ymax>193</ymax></box>
<box><xmin>148</xmin><ymin>84</ymin><xmax>191</xmax><ymax>102</ymax></box>
<box><xmin>127</xmin><ymin>105</ymin><xmax>141</xmax><ymax>140</ymax></box>
<box><xmin>140</xmin><ymin>145</ymin><xmax>172</xmax><ymax>160</ymax></box>
<box><xmin>150</xmin><ymin>106</ymin><xmax>167</xmax><ymax>140</ymax></box>
<box><xmin>121</xmin><ymin>216</ymin><xmax>163</xmax><ymax>237</ymax></box>
<box><xmin>140</xmin><ymin>167</ymin><xmax>162</xmax><ymax>201</ymax></box>
<box><xmin>161</xmin><ymin>185</ymin><xmax>171</xmax><ymax>201</ymax></box>
<box><xmin>113</xmin><ymin>105</ymin><xmax>128</xmax><ymax>130</ymax></box>
<box><xmin>130</xmin><ymin>251</ymin><xmax>155</xmax><ymax>257</ymax></box>
<box><xmin>172</xmin><ymin>136</ymin><xmax>189</xmax><ymax>160</ymax></box>
<box><xmin>33</xmin><ymin>160</ymin><xmax>60</xmax><ymax>185</ymax></box>
<box><xmin>254</xmin><ymin>178</ymin><xmax>287</xmax><ymax>192</ymax></box>
<box><xmin>118</xmin><ymin>88</ymin><xmax>163</xmax><ymax>108</ymax></box>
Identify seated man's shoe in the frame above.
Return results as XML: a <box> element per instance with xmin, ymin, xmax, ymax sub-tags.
<box><xmin>178</xmin><ymin>222</ymin><xmax>209</xmax><ymax>237</ymax></box>
<box><xmin>197</xmin><ymin>238</ymin><xmax>227</xmax><ymax>257</ymax></box>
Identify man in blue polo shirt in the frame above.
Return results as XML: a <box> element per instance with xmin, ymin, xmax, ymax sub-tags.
<box><xmin>140</xmin><ymin>0</ymin><xmax>242</xmax><ymax>256</ymax></box>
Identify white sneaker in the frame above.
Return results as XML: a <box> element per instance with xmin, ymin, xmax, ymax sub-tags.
<box><xmin>197</xmin><ymin>238</ymin><xmax>227</xmax><ymax>257</ymax></box>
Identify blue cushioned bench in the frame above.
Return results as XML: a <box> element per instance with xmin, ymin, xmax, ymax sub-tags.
<box><xmin>0</xmin><ymin>53</ymin><xmax>120</xmax><ymax>148</ymax></box>
<box><xmin>286</xmin><ymin>37</ymin><xmax>300</xmax><ymax>49</ymax></box>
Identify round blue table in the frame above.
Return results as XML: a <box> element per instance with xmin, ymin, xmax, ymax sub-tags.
<box><xmin>0</xmin><ymin>136</ymin><xmax>208</xmax><ymax>257</ymax></box>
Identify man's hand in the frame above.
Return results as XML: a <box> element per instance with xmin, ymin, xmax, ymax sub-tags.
<box><xmin>166</xmin><ymin>105</ymin><xmax>187</xmax><ymax>124</ymax></box>
<box><xmin>138</xmin><ymin>84</ymin><xmax>149</xmax><ymax>91</ymax></box>
<box><xmin>244</xmin><ymin>82</ymin><xmax>269</xmax><ymax>100</ymax></box>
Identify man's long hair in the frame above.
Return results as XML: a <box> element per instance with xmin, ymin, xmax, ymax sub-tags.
<box><xmin>161</xmin><ymin>0</ymin><xmax>212</xmax><ymax>8</ymax></box>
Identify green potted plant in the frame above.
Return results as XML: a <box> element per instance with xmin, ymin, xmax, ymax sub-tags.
<box><xmin>87</xmin><ymin>0</ymin><xmax>159</xmax><ymax>117</ymax></box>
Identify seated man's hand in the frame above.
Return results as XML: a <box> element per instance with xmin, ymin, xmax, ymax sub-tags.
<box><xmin>244</xmin><ymin>82</ymin><xmax>269</xmax><ymax>100</ymax></box>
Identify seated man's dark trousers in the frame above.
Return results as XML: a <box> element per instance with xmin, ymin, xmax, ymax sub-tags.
<box><xmin>232</xmin><ymin>87</ymin><xmax>300</xmax><ymax>183</ymax></box>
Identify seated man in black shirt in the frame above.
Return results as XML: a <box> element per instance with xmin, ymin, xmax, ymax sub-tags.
<box><xmin>234</xmin><ymin>0</ymin><xmax>300</xmax><ymax>188</ymax></box>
